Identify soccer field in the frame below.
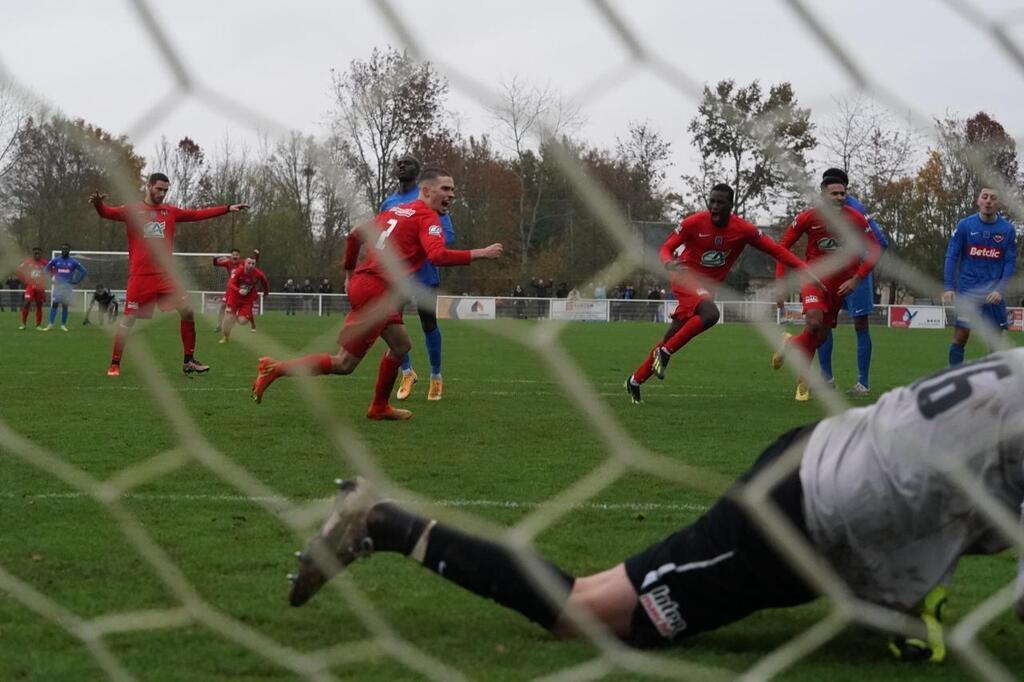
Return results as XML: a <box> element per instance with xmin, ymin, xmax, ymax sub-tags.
<box><xmin>1</xmin><ymin>315</ymin><xmax>1021</xmax><ymax>681</ymax></box>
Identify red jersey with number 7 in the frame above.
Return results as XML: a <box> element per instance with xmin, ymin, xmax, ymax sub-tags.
<box><xmin>343</xmin><ymin>199</ymin><xmax>471</xmax><ymax>281</ymax></box>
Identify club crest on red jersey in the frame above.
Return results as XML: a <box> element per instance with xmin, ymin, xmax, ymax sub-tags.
<box><xmin>700</xmin><ymin>250</ymin><xmax>728</xmax><ymax>267</ymax></box>
<box><xmin>427</xmin><ymin>225</ymin><xmax>442</xmax><ymax>236</ymax></box>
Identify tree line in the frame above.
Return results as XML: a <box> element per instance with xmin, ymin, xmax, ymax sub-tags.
<box><xmin>1</xmin><ymin>47</ymin><xmax>1019</xmax><ymax>300</ymax></box>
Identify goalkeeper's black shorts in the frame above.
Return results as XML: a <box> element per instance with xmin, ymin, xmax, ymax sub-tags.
<box><xmin>623</xmin><ymin>423</ymin><xmax>819</xmax><ymax>647</ymax></box>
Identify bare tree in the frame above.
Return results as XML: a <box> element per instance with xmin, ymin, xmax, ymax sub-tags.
<box><xmin>818</xmin><ymin>95</ymin><xmax>918</xmax><ymax>190</ymax></box>
<box><xmin>0</xmin><ymin>82</ymin><xmax>28</xmax><ymax>183</ymax></box>
<box><xmin>150</xmin><ymin>136</ymin><xmax>207</xmax><ymax>207</ymax></box>
<box><xmin>328</xmin><ymin>47</ymin><xmax>448</xmax><ymax>210</ymax></box>
<box><xmin>488</xmin><ymin>76</ymin><xmax>582</xmax><ymax>267</ymax></box>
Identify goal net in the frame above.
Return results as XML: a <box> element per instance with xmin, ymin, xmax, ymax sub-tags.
<box><xmin>2</xmin><ymin>2</ymin><xmax>1023</xmax><ymax>681</ymax></box>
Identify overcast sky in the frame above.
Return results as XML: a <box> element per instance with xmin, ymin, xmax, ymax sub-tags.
<box><xmin>2</xmin><ymin>0</ymin><xmax>1023</xmax><ymax>183</ymax></box>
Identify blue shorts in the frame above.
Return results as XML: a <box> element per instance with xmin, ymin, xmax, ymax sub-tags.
<box><xmin>954</xmin><ymin>293</ymin><xmax>1007</xmax><ymax>330</ymax></box>
<box><xmin>52</xmin><ymin>285</ymin><xmax>74</xmax><ymax>305</ymax></box>
<box><xmin>843</xmin><ymin>274</ymin><xmax>874</xmax><ymax>317</ymax></box>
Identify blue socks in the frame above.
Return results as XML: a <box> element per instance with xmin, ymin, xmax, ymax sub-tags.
<box><xmin>401</xmin><ymin>327</ymin><xmax>444</xmax><ymax>377</ymax></box>
<box><xmin>949</xmin><ymin>343</ymin><xmax>965</xmax><ymax>366</ymax></box>
<box><xmin>425</xmin><ymin>327</ymin><xmax>442</xmax><ymax>377</ymax></box>
<box><xmin>61</xmin><ymin>305</ymin><xmax>69</xmax><ymax>325</ymax></box>
<box><xmin>856</xmin><ymin>328</ymin><xmax>871</xmax><ymax>387</ymax></box>
<box><xmin>817</xmin><ymin>330</ymin><xmax>834</xmax><ymax>380</ymax></box>
<box><xmin>48</xmin><ymin>303</ymin><xmax>58</xmax><ymax>325</ymax></box>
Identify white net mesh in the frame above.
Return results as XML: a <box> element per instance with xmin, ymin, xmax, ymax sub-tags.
<box><xmin>1</xmin><ymin>1</ymin><xmax>1023</xmax><ymax>680</ymax></box>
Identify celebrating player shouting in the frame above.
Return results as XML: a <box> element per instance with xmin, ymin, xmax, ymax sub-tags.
<box><xmin>251</xmin><ymin>167</ymin><xmax>502</xmax><ymax>420</ymax></box>
<box><xmin>89</xmin><ymin>172</ymin><xmax>249</xmax><ymax>377</ymax></box>
<box><xmin>772</xmin><ymin>176</ymin><xmax>881</xmax><ymax>401</ymax></box>
<box><xmin>219</xmin><ymin>257</ymin><xmax>269</xmax><ymax>343</ymax></box>
<box><xmin>625</xmin><ymin>184</ymin><xmax>814</xmax><ymax>404</ymax></box>
<box><xmin>16</xmin><ymin>247</ymin><xmax>49</xmax><ymax>330</ymax></box>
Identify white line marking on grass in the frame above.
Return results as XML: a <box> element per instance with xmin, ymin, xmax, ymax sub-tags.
<box><xmin>0</xmin><ymin>491</ymin><xmax>708</xmax><ymax>513</ymax></box>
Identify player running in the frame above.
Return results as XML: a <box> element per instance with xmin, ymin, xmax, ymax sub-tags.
<box><xmin>83</xmin><ymin>284</ymin><xmax>119</xmax><ymax>326</ymax></box>
<box><xmin>16</xmin><ymin>247</ymin><xmax>49</xmax><ymax>330</ymax></box>
<box><xmin>219</xmin><ymin>257</ymin><xmax>269</xmax><ymax>343</ymax></box>
<box><xmin>942</xmin><ymin>187</ymin><xmax>1017</xmax><ymax>366</ymax></box>
<box><xmin>625</xmin><ymin>183</ymin><xmax>815</xmax><ymax>405</ymax></box>
<box><xmin>212</xmin><ymin>248</ymin><xmax>241</xmax><ymax>333</ymax></box>
<box><xmin>772</xmin><ymin>176</ymin><xmax>882</xmax><ymax>401</ymax></box>
<box><xmin>813</xmin><ymin>168</ymin><xmax>889</xmax><ymax>396</ymax></box>
<box><xmin>43</xmin><ymin>243</ymin><xmax>87</xmax><ymax>331</ymax></box>
<box><xmin>251</xmin><ymin>167</ymin><xmax>502</xmax><ymax>420</ymax></box>
<box><xmin>378</xmin><ymin>154</ymin><xmax>456</xmax><ymax>402</ymax></box>
<box><xmin>289</xmin><ymin>351</ymin><xmax>1024</xmax><ymax>662</ymax></box>
<box><xmin>89</xmin><ymin>172</ymin><xmax>249</xmax><ymax>377</ymax></box>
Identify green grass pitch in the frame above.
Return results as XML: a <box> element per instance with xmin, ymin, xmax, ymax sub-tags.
<box><xmin>1</xmin><ymin>313</ymin><xmax>1021</xmax><ymax>681</ymax></box>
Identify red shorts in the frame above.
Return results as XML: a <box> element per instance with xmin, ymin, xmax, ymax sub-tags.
<box><xmin>339</xmin><ymin>274</ymin><xmax>402</xmax><ymax>358</ymax></box>
<box><xmin>225</xmin><ymin>293</ymin><xmax>257</xmax><ymax>321</ymax></box>
<box><xmin>800</xmin><ymin>282</ymin><xmax>842</xmax><ymax>328</ymax></box>
<box><xmin>23</xmin><ymin>287</ymin><xmax>45</xmax><ymax>304</ymax></box>
<box><xmin>125</xmin><ymin>275</ymin><xmax>187</xmax><ymax>319</ymax></box>
<box><xmin>669</xmin><ymin>275</ymin><xmax>716</xmax><ymax>321</ymax></box>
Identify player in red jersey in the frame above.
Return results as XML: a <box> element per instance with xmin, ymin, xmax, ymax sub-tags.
<box><xmin>251</xmin><ymin>167</ymin><xmax>503</xmax><ymax>420</ymax></box>
<box><xmin>89</xmin><ymin>172</ymin><xmax>249</xmax><ymax>377</ymax></box>
<box><xmin>16</xmin><ymin>246</ymin><xmax>49</xmax><ymax>330</ymax></box>
<box><xmin>219</xmin><ymin>257</ymin><xmax>269</xmax><ymax>343</ymax></box>
<box><xmin>625</xmin><ymin>184</ymin><xmax>814</xmax><ymax>404</ymax></box>
<box><xmin>212</xmin><ymin>248</ymin><xmax>241</xmax><ymax>333</ymax></box>
<box><xmin>771</xmin><ymin>177</ymin><xmax>881</xmax><ymax>401</ymax></box>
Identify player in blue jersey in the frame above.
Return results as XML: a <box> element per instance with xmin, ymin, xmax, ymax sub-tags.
<box><xmin>814</xmin><ymin>168</ymin><xmax>889</xmax><ymax>396</ymax></box>
<box><xmin>43</xmin><ymin>244</ymin><xmax>87</xmax><ymax>332</ymax></box>
<box><xmin>942</xmin><ymin>187</ymin><xmax>1017</xmax><ymax>366</ymax></box>
<box><xmin>380</xmin><ymin>154</ymin><xmax>456</xmax><ymax>402</ymax></box>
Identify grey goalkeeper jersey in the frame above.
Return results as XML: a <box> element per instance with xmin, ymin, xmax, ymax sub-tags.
<box><xmin>800</xmin><ymin>349</ymin><xmax>1024</xmax><ymax>611</ymax></box>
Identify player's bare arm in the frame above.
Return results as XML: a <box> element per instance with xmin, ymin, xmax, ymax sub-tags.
<box><xmin>228</xmin><ymin>203</ymin><xmax>249</xmax><ymax>212</ymax></box>
<box><xmin>470</xmin><ymin>243</ymin><xmax>503</xmax><ymax>260</ymax></box>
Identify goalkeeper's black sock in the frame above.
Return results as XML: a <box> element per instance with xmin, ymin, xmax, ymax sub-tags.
<box><xmin>367</xmin><ymin>503</ymin><xmax>576</xmax><ymax>629</ymax></box>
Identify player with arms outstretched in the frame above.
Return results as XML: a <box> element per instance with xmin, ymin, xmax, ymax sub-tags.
<box><xmin>16</xmin><ymin>247</ymin><xmax>48</xmax><ymax>330</ymax></box>
<box><xmin>89</xmin><ymin>172</ymin><xmax>249</xmax><ymax>377</ymax></box>
<box><xmin>43</xmin><ymin>243</ymin><xmax>87</xmax><ymax>331</ymax></box>
<box><xmin>289</xmin><ymin>351</ymin><xmax>1024</xmax><ymax>661</ymax></box>
<box><xmin>625</xmin><ymin>183</ymin><xmax>814</xmax><ymax>404</ymax></box>
<box><xmin>219</xmin><ymin>257</ymin><xmax>269</xmax><ymax>343</ymax></box>
<box><xmin>772</xmin><ymin>176</ymin><xmax>882</xmax><ymax>401</ymax></box>
<box><xmin>251</xmin><ymin>167</ymin><xmax>502</xmax><ymax>420</ymax></box>
<box><xmin>942</xmin><ymin>187</ymin><xmax>1017</xmax><ymax>366</ymax></box>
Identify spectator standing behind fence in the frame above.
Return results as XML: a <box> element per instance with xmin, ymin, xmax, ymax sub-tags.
<box><xmin>283</xmin><ymin>278</ymin><xmax>297</xmax><ymax>316</ymax></box>
<box><xmin>556</xmin><ymin>282</ymin><xmax>569</xmax><ymax>299</ymax></box>
<box><xmin>301</xmin><ymin>278</ymin><xmax>314</xmax><ymax>314</ymax></box>
<box><xmin>511</xmin><ymin>283</ymin><xmax>526</xmax><ymax>319</ymax></box>
<box><xmin>319</xmin><ymin>278</ymin><xmax>333</xmax><ymax>315</ymax></box>
<box><xmin>646</xmin><ymin>286</ymin><xmax>662</xmax><ymax>301</ymax></box>
<box><xmin>594</xmin><ymin>282</ymin><xmax>607</xmax><ymax>299</ymax></box>
<box><xmin>3</xmin><ymin>273</ymin><xmax>19</xmax><ymax>312</ymax></box>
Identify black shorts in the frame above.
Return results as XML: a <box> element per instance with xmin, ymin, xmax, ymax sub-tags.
<box><xmin>624</xmin><ymin>423</ymin><xmax>819</xmax><ymax>647</ymax></box>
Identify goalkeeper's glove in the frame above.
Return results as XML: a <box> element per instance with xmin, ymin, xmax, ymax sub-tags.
<box><xmin>888</xmin><ymin>585</ymin><xmax>947</xmax><ymax>663</ymax></box>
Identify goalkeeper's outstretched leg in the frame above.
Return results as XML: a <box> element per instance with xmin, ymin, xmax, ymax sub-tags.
<box><xmin>289</xmin><ymin>353</ymin><xmax>1024</xmax><ymax>652</ymax></box>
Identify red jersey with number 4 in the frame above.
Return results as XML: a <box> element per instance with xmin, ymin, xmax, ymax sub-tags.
<box><xmin>17</xmin><ymin>257</ymin><xmax>49</xmax><ymax>289</ymax></box>
<box><xmin>775</xmin><ymin>206</ymin><xmax>881</xmax><ymax>286</ymax></box>
<box><xmin>660</xmin><ymin>212</ymin><xmax>807</xmax><ymax>287</ymax></box>
<box><xmin>343</xmin><ymin>200</ymin><xmax>471</xmax><ymax>280</ymax></box>
<box><xmin>93</xmin><ymin>200</ymin><xmax>229</xmax><ymax>278</ymax></box>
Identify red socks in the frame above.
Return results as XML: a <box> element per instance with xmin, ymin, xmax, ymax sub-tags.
<box><xmin>279</xmin><ymin>353</ymin><xmax>334</xmax><ymax>376</ymax></box>
<box><xmin>789</xmin><ymin>329</ymin><xmax>822</xmax><ymax>362</ymax></box>
<box><xmin>21</xmin><ymin>306</ymin><xmax>28</xmax><ymax>325</ymax></box>
<box><xmin>662</xmin><ymin>315</ymin><xmax>706</xmax><ymax>354</ymax></box>
<box><xmin>111</xmin><ymin>330</ymin><xmax>127</xmax><ymax>363</ymax></box>
<box><xmin>372</xmin><ymin>352</ymin><xmax>402</xmax><ymax>408</ymax></box>
<box><xmin>180</xmin><ymin>320</ymin><xmax>196</xmax><ymax>356</ymax></box>
<box><xmin>34</xmin><ymin>306</ymin><xmax>42</xmax><ymax>326</ymax></box>
<box><xmin>631</xmin><ymin>348</ymin><xmax>656</xmax><ymax>385</ymax></box>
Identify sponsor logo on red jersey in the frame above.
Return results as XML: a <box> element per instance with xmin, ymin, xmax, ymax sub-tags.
<box><xmin>143</xmin><ymin>221</ymin><xmax>167</xmax><ymax>238</ymax></box>
<box><xmin>968</xmin><ymin>245</ymin><xmax>1003</xmax><ymax>259</ymax></box>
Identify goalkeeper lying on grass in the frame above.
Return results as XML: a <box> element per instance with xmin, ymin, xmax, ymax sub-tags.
<box><xmin>288</xmin><ymin>351</ymin><xmax>1024</xmax><ymax>661</ymax></box>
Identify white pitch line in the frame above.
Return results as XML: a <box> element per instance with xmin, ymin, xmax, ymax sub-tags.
<box><xmin>0</xmin><ymin>491</ymin><xmax>709</xmax><ymax>514</ymax></box>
